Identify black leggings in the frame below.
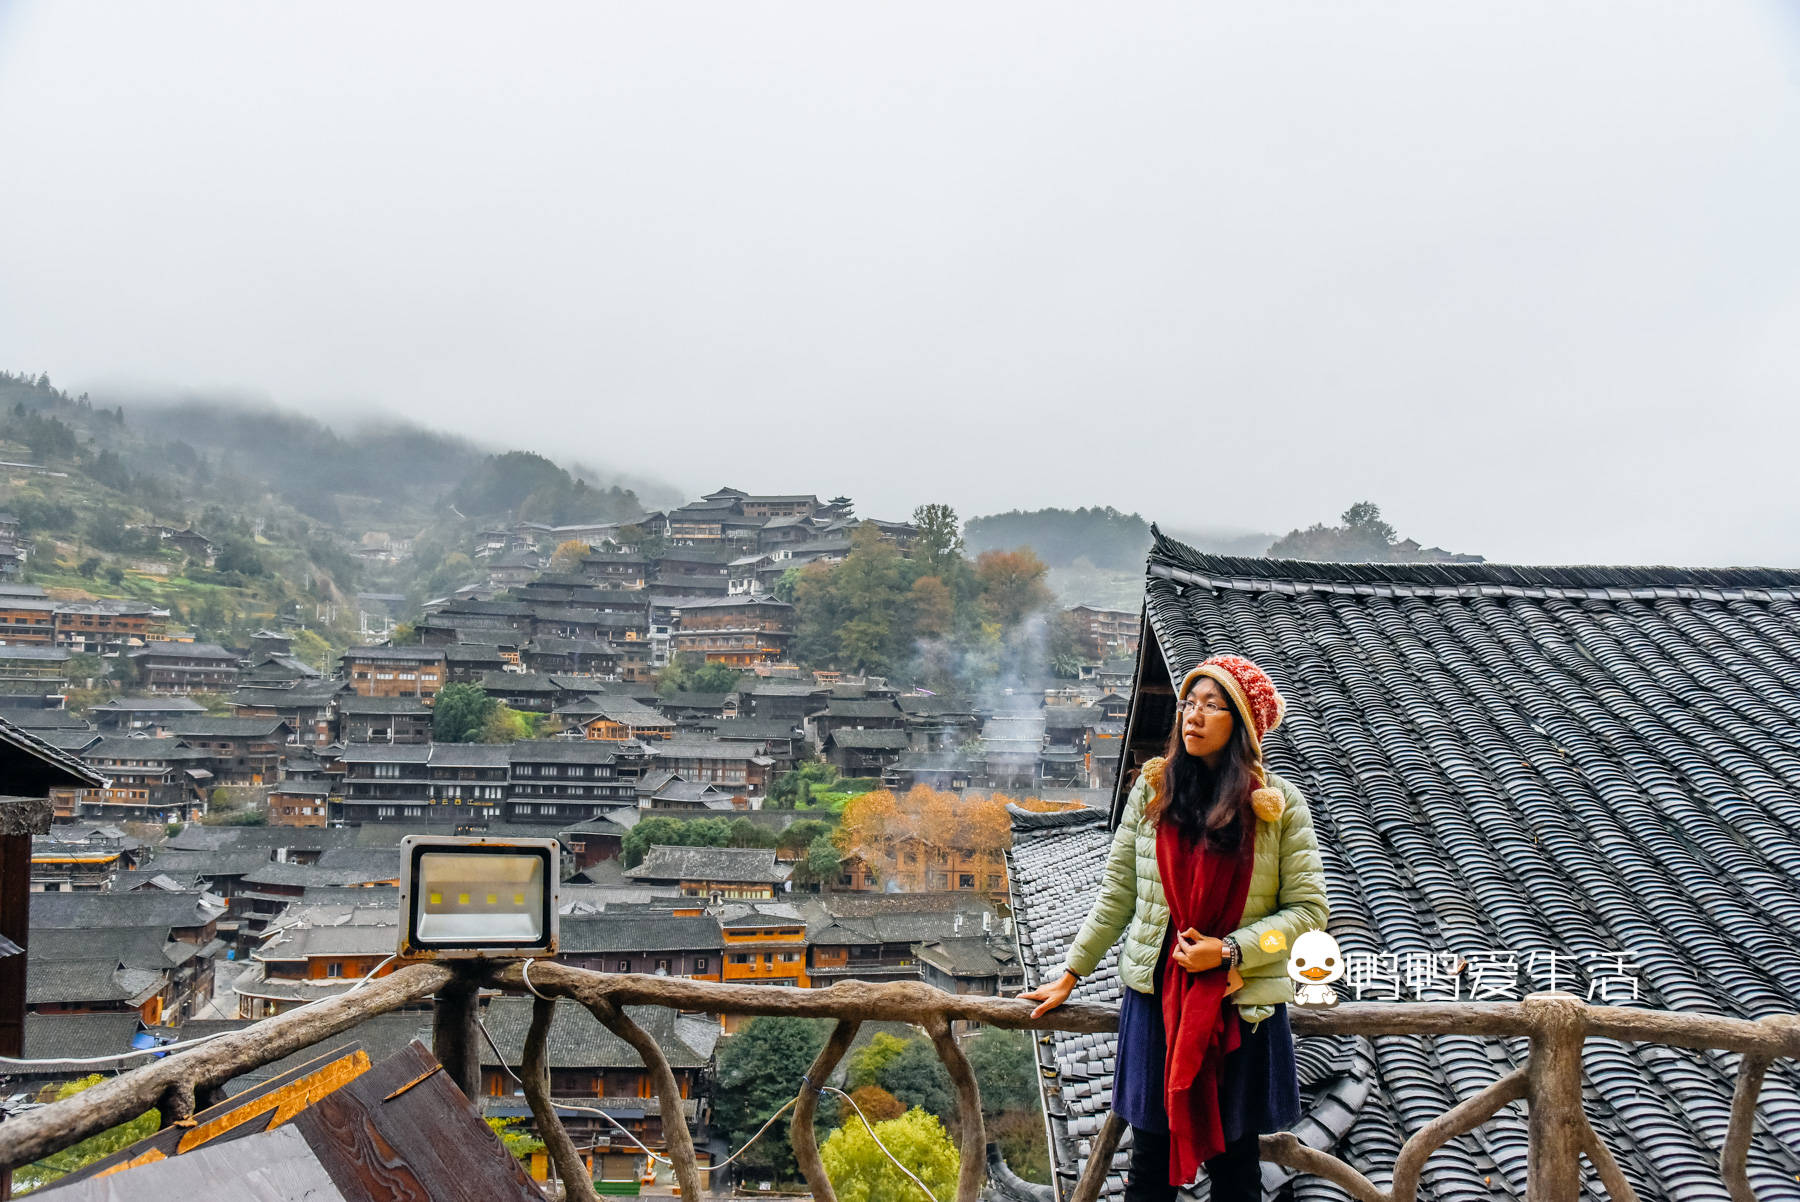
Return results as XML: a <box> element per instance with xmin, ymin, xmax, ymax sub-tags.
<box><xmin>1123</xmin><ymin>1124</ymin><xmax>1262</xmax><ymax>1202</ymax></box>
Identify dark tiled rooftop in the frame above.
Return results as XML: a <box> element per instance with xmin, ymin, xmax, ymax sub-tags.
<box><xmin>1010</xmin><ymin>532</ymin><xmax>1800</xmax><ymax>1202</ymax></box>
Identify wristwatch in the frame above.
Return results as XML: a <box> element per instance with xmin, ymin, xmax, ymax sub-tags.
<box><xmin>1221</xmin><ymin>937</ymin><xmax>1242</xmax><ymax>969</ymax></box>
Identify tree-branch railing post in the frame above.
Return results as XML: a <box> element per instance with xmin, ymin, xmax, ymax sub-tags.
<box><xmin>584</xmin><ymin>995</ymin><xmax>704</xmax><ymax>1202</ymax></box>
<box><xmin>926</xmin><ymin>1015</ymin><xmax>986</xmax><ymax>1202</ymax></box>
<box><xmin>523</xmin><ymin>995</ymin><xmax>600</xmax><ymax>1202</ymax></box>
<box><xmin>1523</xmin><ymin>991</ymin><xmax>1589</xmax><ymax>1202</ymax></box>
<box><xmin>431</xmin><ymin>964</ymin><xmax>484</xmax><ymax>1102</ymax></box>
<box><xmin>1068</xmin><ymin>1111</ymin><xmax>1126</xmax><ymax>1202</ymax></box>
<box><xmin>792</xmin><ymin>1019</ymin><xmax>860</xmax><ymax>1202</ymax></box>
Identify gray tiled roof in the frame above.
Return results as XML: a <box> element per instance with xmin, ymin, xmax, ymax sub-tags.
<box><xmin>560</xmin><ymin>912</ymin><xmax>724</xmax><ymax>954</ymax></box>
<box><xmin>25</xmin><ymin>958</ymin><xmax>144</xmax><ymax>1005</ymax></box>
<box><xmin>824</xmin><ymin>699</ymin><xmax>906</xmax><ymax>720</ymax></box>
<box><xmin>165</xmin><ymin>717</ymin><xmax>288</xmax><ymax>738</ymax></box>
<box><xmin>30</xmin><ymin>890</ymin><xmax>221</xmax><ymax>930</ymax></box>
<box><xmin>509</xmin><ymin>739</ymin><xmax>620</xmax><ymax>765</ymax></box>
<box><xmin>1007</xmin><ymin>807</ymin><xmax>1137</xmax><ymax>1200</ymax></box>
<box><xmin>1017</xmin><ymin>531</ymin><xmax>1800</xmax><ymax>1202</ymax></box>
<box><xmin>337</xmin><ymin>694</ymin><xmax>432</xmax><ymax>715</ymax></box>
<box><xmin>29</xmin><ymin>925</ymin><xmax>176</xmax><ymax>970</ymax></box>
<box><xmin>623</xmin><ymin>845</ymin><xmax>791</xmax><ymax>885</ymax></box>
<box><xmin>242</xmin><ymin>858</ymin><xmax>399</xmax><ymax>888</ymax></box>
<box><xmin>90</xmin><ymin>696</ymin><xmax>208</xmax><ymax>713</ymax></box>
<box><xmin>20</xmin><ymin>1012</ymin><xmax>143</xmax><ymax>1072</ymax></box>
<box><xmin>825</xmin><ymin>728</ymin><xmax>911</xmax><ymax>751</ymax></box>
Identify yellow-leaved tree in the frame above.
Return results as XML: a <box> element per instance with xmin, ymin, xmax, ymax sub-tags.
<box><xmin>548</xmin><ymin>540</ymin><xmax>591</xmax><ymax>573</ymax></box>
<box><xmin>820</xmin><ymin>1106</ymin><xmax>960</xmax><ymax>1202</ymax></box>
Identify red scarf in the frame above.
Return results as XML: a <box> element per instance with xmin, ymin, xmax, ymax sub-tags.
<box><xmin>1156</xmin><ymin>817</ymin><xmax>1257</xmax><ymax>1185</ymax></box>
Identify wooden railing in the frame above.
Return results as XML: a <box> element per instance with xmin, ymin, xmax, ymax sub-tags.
<box><xmin>2</xmin><ymin>967</ymin><xmax>1797</xmax><ymax>1202</ymax></box>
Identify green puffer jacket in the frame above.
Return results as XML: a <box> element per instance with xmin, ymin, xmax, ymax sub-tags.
<box><xmin>1062</xmin><ymin>766</ymin><xmax>1330</xmax><ymax>1030</ymax></box>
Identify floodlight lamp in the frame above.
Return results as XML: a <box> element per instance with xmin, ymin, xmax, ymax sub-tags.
<box><xmin>398</xmin><ymin>835</ymin><xmax>560</xmax><ymax>960</ymax></box>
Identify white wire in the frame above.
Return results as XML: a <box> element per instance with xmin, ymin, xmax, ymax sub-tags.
<box><xmin>823</xmin><ymin>1085</ymin><xmax>940</xmax><ymax>1202</ymax></box>
<box><xmin>702</xmin><ymin>1095</ymin><xmax>799</xmax><ymax>1170</ymax></box>
<box><xmin>477</xmin><ymin>1006</ymin><xmax>674</xmax><ymax>1167</ymax></box>
<box><xmin>0</xmin><ymin>954</ymin><xmax>400</xmax><ymax>1068</ymax></box>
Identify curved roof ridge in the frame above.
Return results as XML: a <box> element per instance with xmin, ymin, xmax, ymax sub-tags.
<box><xmin>1146</xmin><ymin>525</ymin><xmax>1800</xmax><ymax>594</ymax></box>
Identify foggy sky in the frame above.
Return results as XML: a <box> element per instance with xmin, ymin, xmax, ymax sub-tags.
<box><xmin>2</xmin><ymin>2</ymin><xmax>1798</xmax><ymax>566</ymax></box>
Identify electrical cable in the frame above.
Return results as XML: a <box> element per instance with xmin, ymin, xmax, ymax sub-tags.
<box><xmin>823</xmin><ymin>1084</ymin><xmax>940</xmax><ymax>1202</ymax></box>
<box><xmin>0</xmin><ymin>954</ymin><xmax>400</xmax><ymax>1068</ymax></box>
<box><xmin>477</xmin><ymin>1010</ymin><xmax>673</xmax><ymax>1166</ymax></box>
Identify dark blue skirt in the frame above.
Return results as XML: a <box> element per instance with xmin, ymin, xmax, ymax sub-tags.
<box><xmin>1112</xmin><ymin>972</ymin><xmax>1302</xmax><ymax>1142</ymax></box>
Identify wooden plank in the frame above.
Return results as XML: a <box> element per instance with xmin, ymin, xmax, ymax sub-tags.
<box><xmin>294</xmin><ymin>1040</ymin><xmax>541</xmax><ymax>1202</ymax></box>
<box><xmin>57</xmin><ymin>1045</ymin><xmax>368</xmax><ymax>1183</ymax></box>
<box><xmin>175</xmin><ymin>1049</ymin><xmax>371</xmax><ymax>1153</ymax></box>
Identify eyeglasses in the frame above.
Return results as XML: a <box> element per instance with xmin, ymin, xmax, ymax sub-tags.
<box><xmin>1178</xmin><ymin>698</ymin><xmax>1230</xmax><ymax>718</ymax></box>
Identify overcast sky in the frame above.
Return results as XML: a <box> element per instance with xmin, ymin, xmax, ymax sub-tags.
<box><xmin>2</xmin><ymin>3</ymin><xmax>1798</xmax><ymax>566</ymax></box>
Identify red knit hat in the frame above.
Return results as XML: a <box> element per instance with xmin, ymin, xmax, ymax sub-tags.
<box><xmin>1175</xmin><ymin>653</ymin><xmax>1289</xmax><ymax>822</ymax></box>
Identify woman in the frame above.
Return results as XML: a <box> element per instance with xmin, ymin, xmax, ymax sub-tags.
<box><xmin>1019</xmin><ymin>654</ymin><xmax>1329</xmax><ymax>1202</ymax></box>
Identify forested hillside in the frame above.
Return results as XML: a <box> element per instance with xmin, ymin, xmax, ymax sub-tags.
<box><xmin>0</xmin><ymin>370</ymin><xmax>666</xmax><ymax>658</ymax></box>
<box><xmin>965</xmin><ymin>506</ymin><xmax>1274</xmax><ymax>608</ymax></box>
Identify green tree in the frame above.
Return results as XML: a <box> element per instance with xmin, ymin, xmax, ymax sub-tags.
<box><xmin>991</xmin><ymin>1109</ymin><xmax>1051</xmax><ymax>1183</ymax></box>
<box><xmin>728</xmin><ymin>817</ymin><xmax>779</xmax><ymax>848</ymax></box>
<box><xmin>877</xmin><ymin>1038</ymin><xmax>958</xmax><ymax>1124</ymax></box>
<box><xmin>658</xmin><ymin>653</ymin><xmax>746</xmax><ymax>697</ymax></box>
<box><xmin>433</xmin><ymin>682</ymin><xmax>496</xmax><ymax>742</ymax></box>
<box><xmin>845</xmin><ymin>1032</ymin><xmax>911</xmax><ymax>1091</ymax></box>
<box><xmin>76</xmin><ymin>555</ymin><xmax>101</xmax><ymax>578</ymax></box>
<box><xmin>715</xmin><ymin>1017</ymin><xmax>833</xmax><ymax>1179</ymax></box>
<box><xmin>688</xmin><ymin>661</ymin><xmax>745</xmax><ymax>694</ymax></box>
<box><xmin>793</xmin><ymin>522</ymin><xmax>917</xmax><ymax>674</ymax></box>
<box><xmin>104</xmin><ymin>564</ymin><xmax>125</xmax><ymax>586</ymax></box>
<box><xmin>290</xmin><ymin>628</ymin><xmax>335</xmax><ymax>672</ymax></box>
<box><xmin>787</xmin><ymin>834</ymin><xmax>842</xmax><ymax>889</ymax></box>
<box><xmin>776</xmin><ymin>817</ymin><xmax>836</xmax><ymax>854</ymax></box>
<box><xmin>768</xmin><ymin>762</ymin><xmax>837</xmax><ymax>810</ymax></box>
<box><xmin>13</xmin><ymin>1076</ymin><xmax>160</xmax><ymax>1192</ymax></box>
<box><xmin>1047</xmin><ymin>609</ymin><xmax>1087</xmax><ymax>678</ymax></box>
<box><xmin>479</xmin><ymin>702</ymin><xmax>530</xmax><ymax>743</ymax></box>
<box><xmin>963</xmin><ymin>1027</ymin><xmax>1039</xmax><ymax>1120</ymax></box>
<box><xmin>911</xmin><ymin>503</ymin><xmax>964</xmax><ymax>579</ymax></box>
<box><xmin>819</xmin><ymin>1106</ymin><xmax>960</xmax><ymax>1202</ymax></box>
<box><xmin>620</xmin><ymin>816</ymin><xmax>735</xmax><ymax>868</ymax></box>
<box><xmin>1267</xmin><ymin>500</ymin><xmax>1403</xmax><ymax>561</ymax></box>
<box><xmin>215</xmin><ymin>538</ymin><xmax>267</xmax><ymax>577</ymax></box>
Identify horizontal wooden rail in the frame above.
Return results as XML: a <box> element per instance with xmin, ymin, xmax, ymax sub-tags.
<box><xmin>0</xmin><ymin>961</ymin><xmax>449</xmax><ymax>1172</ymax></box>
<box><xmin>3</xmin><ymin>965</ymin><xmax>1798</xmax><ymax>1202</ymax></box>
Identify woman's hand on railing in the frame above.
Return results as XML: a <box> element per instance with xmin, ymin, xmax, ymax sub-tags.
<box><xmin>1019</xmin><ymin>970</ymin><xmax>1079</xmax><ymax>1018</ymax></box>
<box><xmin>1172</xmin><ymin>929</ymin><xmax>1224</xmax><ymax>973</ymax></box>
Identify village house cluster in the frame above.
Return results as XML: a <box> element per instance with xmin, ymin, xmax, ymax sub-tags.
<box><xmin>2</xmin><ymin>485</ymin><xmax>1155</xmax><ymax>1188</ymax></box>
<box><xmin>14</xmin><ymin>817</ymin><xmax>1032</xmax><ymax>1183</ymax></box>
<box><xmin>2</xmin><ymin>486</ymin><xmax>1144</xmax><ymax>832</ymax></box>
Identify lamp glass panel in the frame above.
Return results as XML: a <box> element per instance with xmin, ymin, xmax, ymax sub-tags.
<box><xmin>415</xmin><ymin>851</ymin><xmax>545</xmax><ymax>943</ymax></box>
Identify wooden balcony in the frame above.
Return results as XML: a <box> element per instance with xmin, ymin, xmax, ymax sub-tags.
<box><xmin>2</xmin><ymin>965</ymin><xmax>1796</xmax><ymax>1202</ymax></box>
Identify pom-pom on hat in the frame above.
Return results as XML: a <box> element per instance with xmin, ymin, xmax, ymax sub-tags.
<box><xmin>1176</xmin><ymin>654</ymin><xmax>1289</xmax><ymax>822</ymax></box>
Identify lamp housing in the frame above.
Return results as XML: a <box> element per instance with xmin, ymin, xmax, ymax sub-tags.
<box><xmin>398</xmin><ymin>835</ymin><xmax>560</xmax><ymax>960</ymax></box>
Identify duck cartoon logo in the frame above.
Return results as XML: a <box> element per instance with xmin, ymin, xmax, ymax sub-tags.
<box><xmin>1287</xmin><ymin>930</ymin><xmax>1344</xmax><ymax>1008</ymax></box>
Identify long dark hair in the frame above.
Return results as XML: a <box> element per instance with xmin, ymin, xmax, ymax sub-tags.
<box><xmin>1146</xmin><ymin>700</ymin><xmax>1259</xmax><ymax>852</ymax></box>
